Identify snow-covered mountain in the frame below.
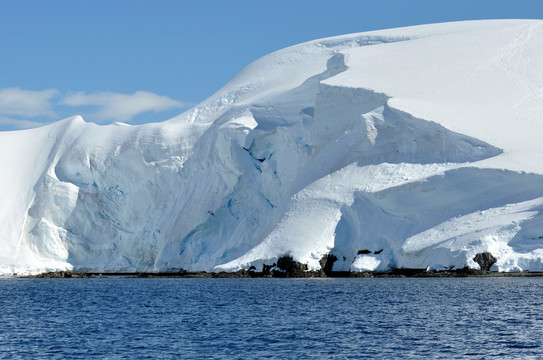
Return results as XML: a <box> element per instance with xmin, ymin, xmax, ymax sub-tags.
<box><xmin>2</xmin><ymin>20</ymin><xmax>543</xmax><ymax>275</ymax></box>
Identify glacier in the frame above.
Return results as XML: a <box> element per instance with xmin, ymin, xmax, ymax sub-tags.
<box><xmin>2</xmin><ymin>19</ymin><xmax>543</xmax><ymax>275</ymax></box>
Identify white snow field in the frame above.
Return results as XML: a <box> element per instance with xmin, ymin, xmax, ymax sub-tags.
<box><xmin>2</xmin><ymin>20</ymin><xmax>543</xmax><ymax>275</ymax></box>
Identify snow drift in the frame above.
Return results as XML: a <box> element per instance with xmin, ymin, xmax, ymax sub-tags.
<box><xmin>2</xmin><ymin>20</ymin><xmax>543</xmax><ymax>275</ymax></box>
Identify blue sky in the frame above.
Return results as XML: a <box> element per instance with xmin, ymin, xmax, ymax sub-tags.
<box><xmin>0</xmin><ymin>0</ymin><xmax>542</xmax><ymax>131</ymax></box>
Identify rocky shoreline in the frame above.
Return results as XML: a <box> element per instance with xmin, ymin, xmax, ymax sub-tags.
<box><xmin>19</xmin><ymin>252</ymin><xmax>543</xmax><ymax>279</ymax></box>
<box><xmin>20</xmin><ymin>268</ymin><xmax>543</xmax><ymax>279</ymax></box>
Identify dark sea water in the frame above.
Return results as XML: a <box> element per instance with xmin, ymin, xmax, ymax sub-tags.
<box><xmin>1</xmin><ymin>277</ymin><xmax>543</xmax><ymax>359</ymax></box>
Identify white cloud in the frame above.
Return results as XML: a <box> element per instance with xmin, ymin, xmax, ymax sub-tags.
<box><xmin>0</xmin><ymin>116</ymin><xmax>48</xmax><ymax>130</ymax></box>
<box><xmin>0</xmin><ymin>88</ymin><xmax>58</xmax><ymax>118</ymax></box>
<box><xmin>0</xmin><ymin>88</ymin><xmax>188</xmax><ymax>131</ymax></box>
<box><xmin>62</xmin><ymin>91</ymin><xmax>186</xmax><ymax>122</ymax></box>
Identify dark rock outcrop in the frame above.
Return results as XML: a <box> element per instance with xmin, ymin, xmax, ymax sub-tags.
<box><xmin>24</xmin><ymin>271</ymin><xmax>91</xmax><ymax>278</ymax></box>
<box><xmin>262</xmin><ymin>263</ymin><xmax>276</xmax><ymax>276</ymax></box>
<box><xmin>473</xmin><ymin>252</ymin><xmax>497</xmax><ymax>271</ymax></box>
<box><xmin>319</xmin><ymin>254</ymin><xmax>338</xmax><ymax>276</ymax></box>
<box><xmin>357</xmin><ymin>249</ymin><xmax>372</xmax><ymax>255</ymax></box>
<box><xmin>276</xmin><ymin>256</ymin><xmax>308</xmax><ymax>277</ymax></box>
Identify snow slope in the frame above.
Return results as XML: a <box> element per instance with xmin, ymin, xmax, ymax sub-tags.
<box><xmin>2</xmin><ymin>20</ymin><xmax>543</xmax><ymax>275</ymax></box>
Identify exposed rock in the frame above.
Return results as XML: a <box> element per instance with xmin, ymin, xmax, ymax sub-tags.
<box><xmin>276</xmin><ymin>256</ymin><xmax>308</xmax><ymax>277</ymax></box>
<box><xmin>24</xmin><ymin>271</ymin><xmax>91</xmax><ymax>278</ymax></box>
<box><xmin>473</xmin><ymin>252</ymin><xmax>497</xmax><ymax>271</ymax></box>
<box><xmin>319</xmin><ymin>254</ymin><xmax>338</xmax><ymax>276</ymax></box>
<box><xmin>262</xmin><ymin>263</ymin><xmax>276</xmax><ymax>276</ymax></box>
<box><xmin>349</xmin><ymin>271</ymin><xmax>373</xmax><ymax>278</ymax></box>
<box><xmin>213</xmin><ymin>270</ymin><xmax>249</xmax><ymax>278</ymax></box>
<box><xmin>357</xmin><ymin>249</ymin><xmax>372</xmax><ymax>255</ymax></box>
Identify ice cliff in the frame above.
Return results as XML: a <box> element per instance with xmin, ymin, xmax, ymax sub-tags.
<box><xmin>2</xmin><ymin>20</ymin><xmax>543</xmax><ymax>275</ymax></box>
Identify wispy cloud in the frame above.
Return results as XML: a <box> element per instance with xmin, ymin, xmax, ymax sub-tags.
<box><xmin>0</xmin><ymin>88</ymin><xmax>58</xmax><ymax>118</ymax></box>
<box><xmin>62</xmin><ymin>91</ymin><xmax>187</xmax><ymax>122</ymax></box>
<box><xmin>0</xmin><ymin>88</ymin><xmax>189</xmax><ymax>131</ymax></box>
<box><xmin>0</xmin><ymin>116</ymin><xmax>48</xmax><ymax>130</ymax></box>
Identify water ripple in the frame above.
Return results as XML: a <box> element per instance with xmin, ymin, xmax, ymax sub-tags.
<box><xmin>1</xmin><ymin>277</ymin><xmax>543</xmax><ymax>359</ymax></box>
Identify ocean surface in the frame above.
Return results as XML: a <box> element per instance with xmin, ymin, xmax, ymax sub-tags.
<box><xmin>1</xmin><ymin>277</ymin><xmax>543</xmax><ymax>359</ymax></box>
